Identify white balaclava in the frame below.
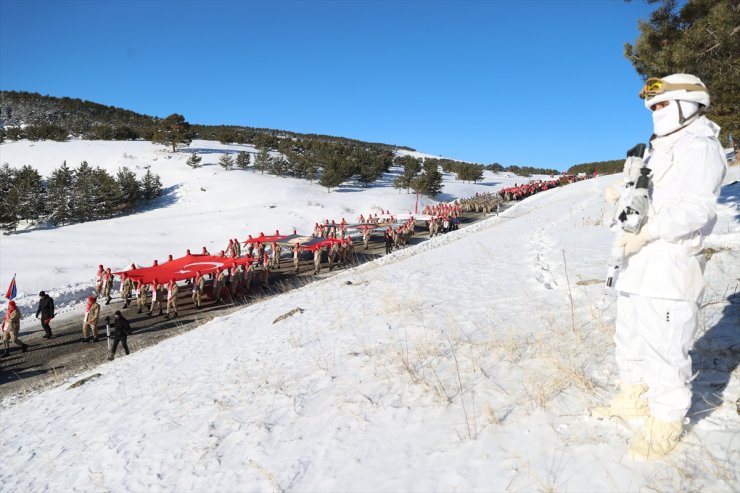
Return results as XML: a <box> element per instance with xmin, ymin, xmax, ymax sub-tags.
<box><xmin>652</xmin><ymin>100</ymin><xmax>701</xmax><ymax>137</ymax></box>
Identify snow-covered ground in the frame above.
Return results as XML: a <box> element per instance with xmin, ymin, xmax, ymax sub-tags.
<box><xmin>0</xmin><ymin>139</ymin><xmax>738</xmax><ymax>492</ymax></box>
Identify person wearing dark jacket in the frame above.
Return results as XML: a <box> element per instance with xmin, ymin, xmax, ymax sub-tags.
<box><xmin>36</xmin><ymin>291</ymin><xmax>55</xmax><ymax>339</ymax></box>
<box><xmin>107</xmin><ymin>311</ymin><xmax>132</xmax><ymax>360</ymax></box>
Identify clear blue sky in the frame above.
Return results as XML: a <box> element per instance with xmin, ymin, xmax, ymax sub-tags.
<box><xmin>0</xmin><ymin>0</ymin><xmax>658</xmax><ymax>171</ymax></box>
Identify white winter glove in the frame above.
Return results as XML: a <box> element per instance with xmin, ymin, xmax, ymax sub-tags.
<box><xmin>604</xmin><ymin>181</ymin><xmax>622</xmax><ymax>205</ymax></box>
<box><xmin>613</xmin><ymin>223</ymin><xmax>655</xmax><ymax>256</ymax></box>
<box><xmin>623</xmin><ymin>156</ymin><xmax>644</xmax><ymax>184</ymax></box>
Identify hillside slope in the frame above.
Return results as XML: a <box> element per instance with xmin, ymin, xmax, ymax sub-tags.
<box><xmin>1</xmin><ymin>163</ymin><xmax>737</xmax><ymax>492</ymax></box>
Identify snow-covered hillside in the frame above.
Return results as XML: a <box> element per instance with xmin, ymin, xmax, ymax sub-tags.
<box><xmin>0</xmin><ymin>139</ymin><xmax>537</xmax><ymax>329</ymax></box>
<box><xmin>0</xmin><ymin>139</ymin><xmax>738</xmax><ymax>492</ymax></box>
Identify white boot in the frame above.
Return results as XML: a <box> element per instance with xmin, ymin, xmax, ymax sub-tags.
<box><xmin>628</xmin><ymin>416</ymin><xmax>683</xmax><ymax>460</ymax></box>
<box><xmin>592</xmin><ymin>383</ymin><xmax>649</xmax><ymax>419</ymax></box>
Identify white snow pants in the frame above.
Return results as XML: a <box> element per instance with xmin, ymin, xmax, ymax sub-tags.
<box><xmin>614</xmin><ymin>292</ymin><xmax>698</xmax><ymax>422</ymax></box>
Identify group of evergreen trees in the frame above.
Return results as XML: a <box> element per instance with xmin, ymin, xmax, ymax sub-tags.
<box><xmin>567</xmin><ymin>159</ymin><xmax>623</xmax><ymax>176</ymax></box>
<box><xmin>193</xmin><ymin>139</ymin><xmax>569</xmax><ymax>197</ymax></box>
<box><xmin>0</xmin><ymin>91</ymin><xmax>156</xmax><ymax>141</ymax></box>
<box><xmin>0</xmin><ymin>91</ymin><xmax>410</xmax><ymax>154</ymax></box>
<box><xmin>432</xmin><ymin>158</ymin><xmax>486</xmax><ymax>182</ymax></box>
<box><xmin>1</xmin><ymin>124</ymin><xmax>70</xmax><ymax>142</ymax></box>
<box><xmin>393</xmin><ymin>156</ymin><xmax>444</xmax><ymax>196</ymax></box>
<box><xmin>186</xmin><ymin>138</ymin><xmax>398</xmax><ymax>193</ymax></box>
<box><xmin>0</xmin><ymin>162</ymin><xmax>162</xmax><ymax>232</ymax></box>
<box><xmin>148</xmin><ymin>113</ymin><xmax>449</xmax><ymax>194</ymax></box>
<box><xmin>485</xmin><ymin>162</ymin><xmax>560</xmax><ymax>177</ymax></box>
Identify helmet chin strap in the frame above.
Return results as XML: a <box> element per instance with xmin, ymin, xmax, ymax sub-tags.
<box><xmin>655</xmin><ymin>100</ymin><xmax>703</xmax><ymax>138</ymax></box>
<box><xmin>677</xmin><ymin>101</ymin><xmax>702</xmax><ymax>125</ymax></box>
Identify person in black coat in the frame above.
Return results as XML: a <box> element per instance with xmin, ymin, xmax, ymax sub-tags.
<box><xmin>35</xmin><ymin>291</ymin><xmax>55</xmax><ymax>339</ymax></box>
<box><xmin>107</xmin><ymin>311</ymin><xmax>132</xmax><ymax>360</ymax></box>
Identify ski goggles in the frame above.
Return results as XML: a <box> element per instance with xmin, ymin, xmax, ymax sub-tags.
<box><xmin>639</xmin><ymin>77</ymin><xmax>707</xmax><ymax>100</ymax></box>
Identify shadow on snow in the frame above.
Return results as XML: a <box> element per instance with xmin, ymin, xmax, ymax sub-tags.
<box><xmin>688</xmin><ymin>290</ymin><xmax>740</xmax><ymax>428</ymax></box>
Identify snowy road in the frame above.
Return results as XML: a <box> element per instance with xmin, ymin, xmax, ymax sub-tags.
<box><xmin>0</xmin><ymin>210</ymin><xmax>497</xmax><ymax>398</ymax></box>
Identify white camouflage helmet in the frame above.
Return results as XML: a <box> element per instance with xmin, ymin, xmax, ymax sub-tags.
<box><xmin>640</xmin><ymin>73</ymin><xmax>710</xmax><ymax>110</ymax></box>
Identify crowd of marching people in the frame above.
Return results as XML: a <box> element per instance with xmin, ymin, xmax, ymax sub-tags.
<box><xmin>2</xmin><ymin>178</ymin><xmax>589</xmax><ymax>360</ymax></box>
<box><xmin>457</xmin><ymin>193</ymin><xmax>502</xmax><ymax>215</ymax></box>
<box><xmin>419</xmin><ymin>203</ymin><xmax>463</xmax><ymax>237</ymax></box>
<box><xmin>497</xmin><ymin>174</ymin><xmax>591</xmax><ymax>202</ymax></box>
<box><xmin>0</xmin><ymin>216</ymin><xmax>372</xmax><ymax>359</ymax></box>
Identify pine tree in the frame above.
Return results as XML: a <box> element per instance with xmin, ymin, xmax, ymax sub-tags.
<box><xmin>410</xmin><ymin>174</ymin><xmax>429</xmax><ymax>196</ymax></box>
<box><xmin>47</xmin><ymin>161</ymin><xmax>75</xmax><ymax>225</ymax></box>
<box><xmin>236</xmin><ymin>151</ymin><xmax>251</xmax><ymax>170</ymax></box>
<box><xmin>217</xmin><ymin>129</ymin><xmax>236</xmax><ymax>145</ymax></box>
<box><xmin>6</xmin><ymin>127</ymin><xmax>22</xmax><ymax>141</ymax></box>
<box><xmin>423</xmin><ymin>169</ymin><xmax>444</xmax><ymax>197</ymax></box>
<box><xmin>14</xmin><ymin>165</ymin><xmax>45</xmax><ymax>221</ymax></box>
<box><xmin>116</xmin><ymin>167</ymin><xmax>142</xmax><ymax>209</ymax></box>
<box><xmin>357</xmin><ymin>163</ymin><xmax>377</xmax><ymax>187</ymax></box>
<box><xmin>0</xmin><ymin>164</ymin><xmax>19</xmax><ymax>231</ymax></box>
<box><xmin>319</xmin><ymin>158</ymin><xmax>345</xmax><ymax>192</ymax></box>
<box><xmin>71</xmin><ymin>161</ymin><xmax>97</xmax><ymax>222</ymax></box>
<box><xmin>305</xmin><ymin>160</ymin><xmax>318</xmax><ymax>183</ymax></box>
<box><xmin>470</xmin><ymin>166</ymin><xmax>484</xmax><ymax>183</ymax></box>
<box><xmin>394</xmin><ymin>155</ymin><xmax>422</xmax><ymax>193</ymax></box>
<box><xmin>186</xmin><ymin>153</ymin><xmax>202</xmax><ymax>169</ymax></box>
<box><xmin>113</xmin><ymin>126</ymin><xmax>138</xmax><ymax>140</ymax></box>
<box><xmin>140</xmin><ymin>169</ymin><xmax>162</xmax><ymax>201</ymax></box>
<box><xmin>353</xmin><ymin>151</ymin><xmax>378</xmax><ymax>187</ymax></box>
<box><xmin>268</xmin><ymin>156</ymin><xmax>288</xmax><ymax>177</ymax></box>
<box><xmin>456</xmin><ymin>163</ymin><xmax>484</xmax><ymax>183</ymax></box>
<box><xmin>92</xmin><ymin>125</ymin><xmax>114</xmax><ymax>140</ymax></box>
<box><xmin>287</xmin><ymin>150</ymin><xmax>318</xmax><ymax>182</ymax></box>
<box><xmin>420</xmin><ymin>160</ymin><xmax>444</xmax><ymax>197</ymax></box>
<box><xmin>254</xmin><ymin>147</ymin><xmax>270</xmax><ymax>174</ymax></box>
<box><xmin>219</xmin><ymin>154</ymin><xmax>234</xmax><ymax>171</ymax></box>
<box><xmin>94</xmin><ymin>167</ymin><xmax>122</xmax><ymax>217</ymax></box>
<box><xmin>151</xmin><ymin>113</ymin><xmax>193</xmax><ymax>152</ymax></box>
<box><xmin>393</xmin><ymin>174</ymin><xmax>413</xmax><ymax>192</ymax></box>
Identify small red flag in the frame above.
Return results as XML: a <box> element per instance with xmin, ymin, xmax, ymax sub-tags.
<box><xmin>4</xmin><ymin>274</ymin><xmax>17</xmax><ymax>301</ymax></box>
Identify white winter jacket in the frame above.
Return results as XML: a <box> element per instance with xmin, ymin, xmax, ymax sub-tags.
<box><xmin>615</xmin><ymin>116</ymin><xmax>727</xmax><ymax>302</ymax></box>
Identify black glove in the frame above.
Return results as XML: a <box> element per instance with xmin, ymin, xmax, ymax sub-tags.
<box><xmin>626</xmin><ymin>143</ymin><xmax>646</xmax><ymax>158</ymax></box>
